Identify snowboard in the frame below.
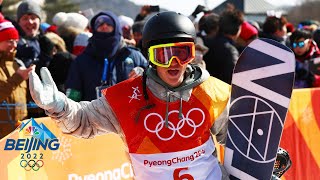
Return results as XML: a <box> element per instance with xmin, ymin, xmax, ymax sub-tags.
<box><xmin>223</xmin><ymin>38</ymin><xmax>295</xmax><ymax>180</ymax></box>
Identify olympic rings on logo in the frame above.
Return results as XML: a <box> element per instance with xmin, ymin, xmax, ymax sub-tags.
<box><xmin>20</xmin><ymin>159</ymin><xmax>44</xmax><ymax>171</ymax></box>
<box><xmin>144</xmin><ymin>108</ymin><xmax>205</xmax><ymax>141</ymax></box>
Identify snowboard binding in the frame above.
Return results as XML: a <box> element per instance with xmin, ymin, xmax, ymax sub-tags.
<box><xmin>273</xmin><ymin>147</ymin><xmax>292</xmax><ymax>178</ymax></box>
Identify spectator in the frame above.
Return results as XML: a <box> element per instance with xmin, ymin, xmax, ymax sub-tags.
<box><xmin>45</xmin><ymin>32</ymin><xmax>75</xmax><ymax>93</ymax></box>
<box><xmin>119</xmin><ymin>15</ymin><xmax>136</xmax><ymax>46</ymax></box>
<box><xmin>134</xmin><ymin>5</ymin><xmax>158</xmax><ymax>22</ymax></box>
<box><xmin>236</xmin><ymin>21</ymin><xmax>258</xmax><ymax>53</ymax></box>
<box><xmin>289</xmin><ymin>29</ymin><xmax>320</xmax><ymax>88</ymax></box>
<box><xmin>72</xmin><ymin>31</ymin><xmax>92</xmax><ymax>56</ymax></box>
<box><xmin>286</xmin><ymin>22</ymin><xmax>295</xmax><ymax>36</ymax></box>
<box><xmin>0</xmin><ymin>13</ymin><xmax>34</xmax><ymax>138</ymax></box>
<box><xmin>40</xmin><ymin>22</ymin><xmax>50</xmax><ymax>32</ymax></box>
<box><xmin>65</xmin><ymin>11</ymin><xmax>148</xmax><ymax>101</ymax></box>
<box><xmin>44</xmin><ymin>32</ymin><xmax>67</xmax><ymax>55</ymax></box>
<box><xmin>15</xmin><ymin>0</ymin><xmax>55</xmax><ymax>75</ymax></box>
<box><xmin>189</xmin><ymin>4</ymin><xmax>211</xmax><ymax>21</ymax></box>
<box><xmin>298</xmin><ymin>20</ymin><xmax>319</xmax><ymax>33</ymax></box>
<box><xmin>52</xmin><ymin>12</ymin><xmax>90</xmax><ymax>54</ymax></box>
<box><xmin>192</xmin><ymin>37</ymin><xmax>208</xmax><ymax>70</ymax></box>
<box><xmin>260</xmin><ymin>12</ymin><xmax>288</xmax><ymax>45</ymax></box>
<box><xmin>203</xmin><ymin>10</ymin><xmax>243</xmax><ymax>84</ymax></box>
<box><xmin>313</xmin><ymin>28</ymin><xmax>320</xmax><ymax>49</ymax></box>
<box><xmin>198</xmin><ymin>13</ymin><xmax>220</xmax><ymax>40</ymax></box>
<box><xmin>132</xmin><ymin>20</ymin><xmax>145</xmax><ymax>51</ymax></box>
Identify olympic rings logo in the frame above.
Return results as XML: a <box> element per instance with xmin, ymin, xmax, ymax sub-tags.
<box><xmin>20</xmin><ymin>159</ymin><xmax>44</xmax><ymax>171</ymax></box>
<box><xmin>144</xmin><ymin>108</ymin><xmax>205</xmax><ymax>141</ymax></box>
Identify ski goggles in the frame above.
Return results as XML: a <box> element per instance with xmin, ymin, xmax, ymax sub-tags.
<box><xmin>148</xmin><ymin>42</ymin><xmax>195</xmax><ymax>68</ymax></box>
<box><xmin>292</xmin><ymin>39</ymin><xmax>309</xmax><ymax>48</ymax></box>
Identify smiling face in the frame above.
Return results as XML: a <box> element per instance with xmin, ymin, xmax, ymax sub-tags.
<box><xmin>0</xmin><ymin>39</ymin><xmax>18</xmax><ymax>54</ymax></box>
<box><xmin>18</xmin><ymin>14</ymin><xmax>40</xmax><ymax>38</ymax></box>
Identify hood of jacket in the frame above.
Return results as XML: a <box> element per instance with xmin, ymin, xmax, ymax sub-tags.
<box><xmin>85</xmin><ymin>11</ymin><xmax>122</xmax><ymax>60</ymax></box>
<box><xmin>145</xmin><ymin>64</ymin><xmax>210</xmax><ymax>125</ymax></box>
<box><xmin>146</xmin><ymin>65</ymin><xmax>209</xmax><ymax>98</ymax></box>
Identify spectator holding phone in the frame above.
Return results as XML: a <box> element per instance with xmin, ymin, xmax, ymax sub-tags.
<box><xmin>190</xmin><ymin>4</ymin><xmax>211</xmax><ymax>20</ymax></box>
<box><xmin>0</xmin><ymin>12</ymin><xmax>34</xmax><ymax>138</ymax></box>
<box><xmin>15</xmin><ymin>0</ymin><xmax>54</xmax><ymax>75</ymax></box>
<box><xmin>134</xmin><ymin>5</ymin><xmax>159</xmax><ymax>22</ymax></box>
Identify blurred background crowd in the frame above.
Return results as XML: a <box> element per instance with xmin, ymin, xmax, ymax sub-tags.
<box><xmin>0</xmin><ymin>0</ymin><xmax>320</xmax><ymax>138</ymax></box>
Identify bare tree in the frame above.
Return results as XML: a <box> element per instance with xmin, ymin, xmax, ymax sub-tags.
<box><xmin>287</xmin><ymin>0</ymin><xmax>320</xmax><ymax>26</ymax></box>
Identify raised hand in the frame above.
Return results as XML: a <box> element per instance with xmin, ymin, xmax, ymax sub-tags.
<box><xmin>29</xmin><ymin>67</ymin><xmax>65</xmax><ymax>112</ymax></box>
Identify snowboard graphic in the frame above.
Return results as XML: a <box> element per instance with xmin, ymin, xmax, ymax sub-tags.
<box><xmin>223</xmin><ymin>38</ymin><xmax>295</xmax><ymax>180</ymax></box>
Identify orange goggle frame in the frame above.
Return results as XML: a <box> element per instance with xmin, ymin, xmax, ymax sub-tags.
<box><xmin>148</xmin><ymin>42</ymin><xmax>195</xmax><ymax>68</ymax></box>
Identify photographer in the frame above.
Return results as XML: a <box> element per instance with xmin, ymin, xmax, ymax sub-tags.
<box><xmin>190</xmin><ymin>4</ymin><xmax>212</xmax><ymax>20</ymax></box>
<box><xmin>134</xmin><ymin>5</ymin><xmax>159</xmax><ymax>22</ymax></box>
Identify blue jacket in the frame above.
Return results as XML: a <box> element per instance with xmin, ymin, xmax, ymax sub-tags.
<box><xmin>66</xmin><ymin>44</ymin><xmax>147</xmax><ymax>101</ymax></box>
<box><xmin>16</xmin><ymin>34</ymin><xmax>54</xmax><ymax>75</ymax></box>
<box><xmin>66</xmin><ymin>11</ymin><xmax>148</xmax><ymax>101</ymax></box>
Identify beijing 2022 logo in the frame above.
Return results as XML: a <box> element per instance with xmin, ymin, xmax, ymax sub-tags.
<box><xmin>3</xmin><ymin>118</ymin><xmax>60</xmax><ymax>171</ymax></box>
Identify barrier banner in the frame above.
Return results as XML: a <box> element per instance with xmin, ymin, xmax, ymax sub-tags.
<box><xmin>280</xmin><ymin>88</ymin><xmax>320</xmax><ymax>180</ymax></box>
<box><xmin>0</xmin><ymin>117</ymin><xmax>133</xmax><ymax>180</ymax></box>
<box><xmin>0</xmin><ymin>88</ymin><xmax>319</xmax><ymax>179</ymax></box>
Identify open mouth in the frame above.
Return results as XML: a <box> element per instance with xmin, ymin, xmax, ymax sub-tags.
<box><xmin>167</xmin><ymin>69</ymin><xmax>179</xmax><ymax>76</ymax></box>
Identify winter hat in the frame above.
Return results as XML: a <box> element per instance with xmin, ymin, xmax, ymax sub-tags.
<box><xmin>45</xmin><ymin>32</ymin><xmax>67</xmax><ymax>52</ymax></box>
<box><xmin>0</xmin><ymin>13</ymin><xmax>19</xmax><ymax>42</ymax></box>
<box><xmin>52</xmin><ymin>12</ymin><xmax>89</xmax><ymax>31</ymax></box>
<box><xmin>240</xmin><ymin>21</ymin><xmax>258</xmax><ymax>41</ymax></box>
<box><xmin>72</xmin><ymin>31</ymin><xmax>92</xmax><ymax>56</ymax></box>
<box><xmin>40</xmin><ymin>22</ymin><xmax>50</xmax><ymax>32</ymax></box>
<box><xmin>17</xmin><ymin>0</ymin><xmax>42</xmax><ymax>21</ymax></box>
<box><xmin>118</xmin><ymin>15</ymin><xmax>134</xmax><ymax>28</ymax></box>
<box><xmin>46</xmin><ymin>25</ymin><xmax>57</xmax><ymax>33</ymax></box>
<box><xmin>286</xmin><ymin>23</ymin><xmax>295</xmax><ymax>33</ymax></box>
<box><xmin>132</xmin><ymin>21</ymin><xmax>145</xmax><ymax>33</ymax></box>
<box><xmin>94</xmin><ymin>15</ymin><xmax>114</xmax><ymax>30</ymax></box>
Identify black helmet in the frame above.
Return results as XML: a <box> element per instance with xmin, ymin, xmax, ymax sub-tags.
<box><xmin>142</xmin><ymin>11</ymin><xmax>196</xmax><ymax>48</ymax></box>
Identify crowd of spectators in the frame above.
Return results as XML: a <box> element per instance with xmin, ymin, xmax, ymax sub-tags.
<box><xmin>0</xmin><ymin>0</ymin><xmax>319</xmax><ymax>139</ymax></box>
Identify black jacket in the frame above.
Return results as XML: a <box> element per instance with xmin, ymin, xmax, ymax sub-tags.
<box><xmin>203</xmin><ymin>34</ymin><xmax>239</xmax><ymax>84</ymax></box>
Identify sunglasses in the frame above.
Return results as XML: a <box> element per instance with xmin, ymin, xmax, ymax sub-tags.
<box><xmin>292</xmin><ymin>39</ymin><xmax>309</xmax><ymax>48</ymax></box>
<box><xmin>148</xmin><ymin>42</ymin><xmax>195</xmax><ymax>68</ymax></box>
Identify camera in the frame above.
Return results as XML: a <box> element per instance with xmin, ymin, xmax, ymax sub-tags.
<box><xmin>149</xmin><ymin>5</ymin><xmax>160</xmax><ymax>13</ymax></box>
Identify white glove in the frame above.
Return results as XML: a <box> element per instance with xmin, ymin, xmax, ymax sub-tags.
<box><xmin>129</xmin><ymin>67</ymin><xmax>144</xmax><ymax>79</ymax></box>
<box><xmin>29</xmin><ymin>67</ymin><xmax>65</xmax><ymax>113</ymax></box>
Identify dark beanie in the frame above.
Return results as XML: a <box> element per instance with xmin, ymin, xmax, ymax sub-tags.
<box><xmin>17</xmin><ymin>1</ymin><xmax>42</xmax><ymax>21</ymax></box>
<box><xmin>94</xmin><ymin>15</ymin><xmax>114</xmax><ymax>31</ymax></box>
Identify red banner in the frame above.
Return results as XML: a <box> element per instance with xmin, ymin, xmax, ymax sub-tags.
<box><xmin>280</xmin><ymin>88</ymin><xmax>320</xmax><ymax>180</ymax></box>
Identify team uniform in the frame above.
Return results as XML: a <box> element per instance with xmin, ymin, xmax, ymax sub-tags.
<box><xmin>47</xmin><ymin>65</ymin><xmax>230</xmax><ymax>179</ymax></box>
